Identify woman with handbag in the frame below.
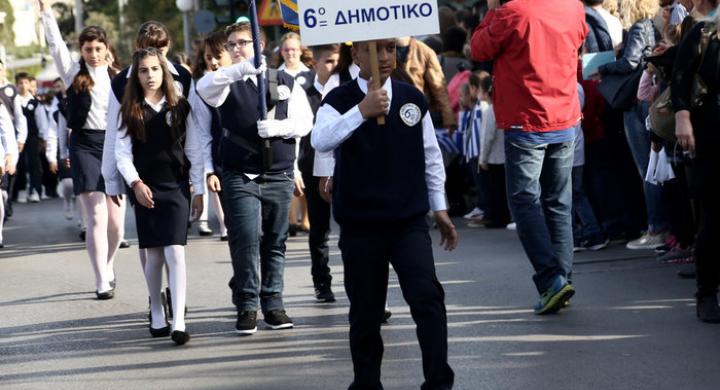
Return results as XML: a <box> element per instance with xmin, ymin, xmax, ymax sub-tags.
<box><xmin>672</xmin><ymin>5</ymin><xmax>720</xmax><ymax>323</ymax></box>
<box><xmin>598</xmin><ymin>0</ymin><xmax>670</xmax><ymax>251</ymax></box>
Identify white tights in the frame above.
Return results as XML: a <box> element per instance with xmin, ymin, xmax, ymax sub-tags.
<box><xmin>0</xmin><ymin>190</ymin><xmax>6</xmax><ymax>244</ymax></box>
<box><xmin>78</xmin><ymin>192</ymin><xmax>125</xmax><ymax>292</ymax></box>
<box><xmin>145</xmin><ymin>245</ymin><xmax>187</xmax><ymax>332</ymax></box>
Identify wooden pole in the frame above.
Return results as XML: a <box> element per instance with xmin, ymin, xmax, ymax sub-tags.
<box><xmin>368</xmin><ymin>41</ymin><xmax>385</xmax><ymax>126</ymax></box>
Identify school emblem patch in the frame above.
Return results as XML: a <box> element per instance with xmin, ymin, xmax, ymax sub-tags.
<box><xmin>4</xmin><ymin>87</ymin><xmax>14</xmax><ymax>97</ymax></box>
<box><xmin>165</xmin><ymin>111</ymin><xmax>173</xmax><ymax>126</ymax></box>
<box><xmin>174</xmin><ymin>81</ymin><xmax>184</xmax><ymax>96</ymax></box>
<box><xmin>277</xmin><ymin>85</ymin><xmax>291</xmax><ymax>101</ymax></box>
<box><xmin>399</xmin><ymin>103</ymin><xmax>421</xmax><ymax>127</ymax></box>
<box><xmin>27</xmin><ymin>103</ymin><xmax>35</xmax><ymax>111</ymax></box>
<box><xmin>296</xmin><ymin>75</ymin><xmax>307</xmax><ymax>87</ymax></box>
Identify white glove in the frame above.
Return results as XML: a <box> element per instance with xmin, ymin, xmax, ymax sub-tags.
<box><xmin>258</xmin><ymin>119</ymin><xmax>285</xmax><ymax>139</ymax></box>
<box><xmin>234</xmin><ymin>60</ymin><xmax>266</xmax><ymax>78</ymax></box>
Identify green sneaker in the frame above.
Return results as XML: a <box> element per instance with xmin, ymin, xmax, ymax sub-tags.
<box><xmin>534</xmin><ymin>276</ymin><xmax>575</xmax><ymax>315</ymax></box>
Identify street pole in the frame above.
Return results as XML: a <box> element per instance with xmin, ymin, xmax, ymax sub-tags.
<box><xmin>183</xmin><ymin>11</ymin><xmax>191</xmax><ymax>56</ymax></box>
<box><xmin>74</xmin><ymin>0</ymin><xmax>83</xmax><ymax>33</ymax></box>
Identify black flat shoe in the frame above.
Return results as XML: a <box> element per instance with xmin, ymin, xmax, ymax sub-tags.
<box><xmin>150</xmin><ymin>325</ymin><xmax>171</xmax><ymax>337</ymax></box>
<box><xmin>697</xmin><ymin>295</ymin><xmax>720</xmax><ymax>323</ymax></box>
<box><xmin>171</xmin><ymin>330</ymin><xmax>191</xmax><ymax>345</ymax></box>
<box><xmin>119</xmin><ymin>240</ymin><xmax>131</xmax><ymax>249</ymax></box>
<box><xmin>96</xmin><ymin>289</ymin><xmax>114</xmax><ymax>300</ymax></box>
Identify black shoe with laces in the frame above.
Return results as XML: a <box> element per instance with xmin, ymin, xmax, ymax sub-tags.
<box><xmin>697</xmin><ymin>294</ymin><xmax>720</xmax><ymax>323</ymax></box>
<box><xmin>314</xmin><ymin>283</ymin><xmax>336</xmax><ymax>302</ymax></box>
<box><xmin>235</xmin><ymin>311</ymin><xmax>258</xmax><ymax>335</ymax></box>
<box><xmin>264</xmin><ymin>310</ymin><xmax>293</xmax><ymax>330</ymax></box>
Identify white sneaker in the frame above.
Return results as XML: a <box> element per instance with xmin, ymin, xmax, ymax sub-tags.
<box><xmin>463</xmin><ymin>207</ymin><xmax>484</xmax><ymax>220</ymax></box>
<box><xmin>28</xmin><ymin>192</ymin><xmax>40</xmax><ymax>203</ymax></box>
<box><xmin>506</xmin><ymin>222</ymin><xmax>517</xmax><ymax>231</ymax></box>
<box><xmin>64</xmin><ymin>209</ymin><xmax>74</xmax><ymax>220</ymax></box>
<box><xmin>626</xmin><ymin>232</ymin><xmax>666</xmax><ymax>250</ymax></box>
<box><xmin>17</xmin><ymin>190</ymin><xmax>28</xmax><ymax>203</ymax></box>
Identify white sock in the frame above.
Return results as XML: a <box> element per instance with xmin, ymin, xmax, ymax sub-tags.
<box><xmin>164</xmin><ymin>245</ymin><xmax>187</xmax><ymax>332</ymax></box>
<box><xmin>145</xmin><ymin>247</ymin><xmax>167</xmax><ymax>329</ymax></box>
<box><xmin>105</xmin><ymin>195</ymin><xmax>125</xmax><ymax>282</ymax></box>
<box><xmin>0</xmin><ymin>190</ymin><xmax>6</xmax><ymax>244</ymax></box>
<box><xmin>79</xmin><ymin>192</ymin><xmax>111</xmax><ymax>292</ymax></box>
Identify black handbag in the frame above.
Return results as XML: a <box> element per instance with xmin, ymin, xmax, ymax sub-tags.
<box><xmin>597</xmin><ymin>66</ymin><xmax>644</xmax><ymax>111</ymax></box>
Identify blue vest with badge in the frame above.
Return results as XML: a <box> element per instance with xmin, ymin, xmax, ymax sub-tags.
<box><xmin>0</xmin><ymin>84</ymin><xmax>18</xmax><ymax>121</ymax></box>
<box><xmin>218</xmin><ymin>70</ymin><xmax>296</xmax><ymax>174</ymax></box>
<box><xmin>22</xmin><ymin>98</ymin><xmax>40</xmax><ymax>139</ymax></box>
<box><xmin>323</xmin><ymin>79</ymin><xmax>430</xmax><ymax>224</ymax></box>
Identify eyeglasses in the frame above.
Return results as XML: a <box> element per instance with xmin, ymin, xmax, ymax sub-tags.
<box><xmin>224</xmin><ymin>39</ymin><xmax>253</xmax><ymax>50</ymax></box>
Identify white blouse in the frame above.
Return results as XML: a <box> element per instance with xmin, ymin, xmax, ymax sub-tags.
<box><xmin>41</xmin><ymin>10</ymin><xmax>111</xmax><ymax>131</ymax></box>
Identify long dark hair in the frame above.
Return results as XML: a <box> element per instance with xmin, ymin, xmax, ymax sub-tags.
<box><xmin>120</xmin><ymin>48</ymin><xmax>190</xmax><ymax>142</ymax></box>
<box><xmin>72</xmin><ymin>25</ymin><xmax>117</xmax><ymax>94</ymax></box>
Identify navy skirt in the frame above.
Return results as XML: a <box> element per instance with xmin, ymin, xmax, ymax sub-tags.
<box><xmin>132</xmin><ymin>181</ymin><xmax>190</xmax><ymax>249</ymax></box>
<box><xmin>69</xmin><ymin>129</ymin><xmax>106</xmax><ymax>195</ymax></box>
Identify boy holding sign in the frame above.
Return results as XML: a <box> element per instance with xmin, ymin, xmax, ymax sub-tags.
<box><xmin>311</xmin><ymin>38</ymin><xmax>456</xmax><ymax>390</ymax></box>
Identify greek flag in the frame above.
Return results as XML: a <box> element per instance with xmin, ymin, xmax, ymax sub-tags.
<box><xmin>463</xmin><ymin>104</ymin><xmax>483</xmax><ymax>162</ymax></box>
<box><xmin>277</xmin><ymin>0</ymin><xmax>299</xmax><ymax>31</ymax></box>
<box><xmin>435</xmin><ymin>128</ymin><xmax>462</xmax><ymax>156</ymax></box>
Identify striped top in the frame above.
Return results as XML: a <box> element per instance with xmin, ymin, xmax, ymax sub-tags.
<box><xmin>462</xmin><ymin>101</ymin><xmax>487</xmax><ymax>162</ymax></box>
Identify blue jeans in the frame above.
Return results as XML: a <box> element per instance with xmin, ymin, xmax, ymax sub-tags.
<box><xmin>221</xmin><ymin>170</ymin><xmax>295</xmax><ymax>313</ymax></box>
<box><xmin>572</xmin><ymin>166</ymin><xmax>605</xmax><ymax>242</ymax></box>
<box><xmin>623</xmin><ymin>103</ymin><xmax>670</xmax><ymax>233</ymax></box>
<box><xmin>505</xmin><ymin>138</ymin><xmax>574</xmax><ymax>293</ymax></box>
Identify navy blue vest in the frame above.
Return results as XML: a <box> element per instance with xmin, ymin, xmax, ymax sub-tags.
<box><xmin>298</xmin><ymin>72</ymin><xmax>322</xmax><ymax>176</ymax></box>
<box><xmin>324</xmin><ymin>79</ymin><xmax>430</xmax><ymax>224</ymax></box>
<box><xmin>66</xmin><ymin>67</ymin><xmax>115</xmax><ymax>130</ymax></box>
<box><xmin>131</xmin><ymin>104</ymin><xmax>189</xmax><ymax>185</ymax></box>
<box><xmin>218</xmin><ymin>71</ymin><xmax>296</xmax><ymax>174</ymax></box>
<box><xmin>0</xmin><ymin>84</ymin><xmax>18</xmax><ymax>120</ymax></box>
<box><xmin>22</xmin><ymin>98</ymin><xmax>40</xmax><ymax>139</ymax></box>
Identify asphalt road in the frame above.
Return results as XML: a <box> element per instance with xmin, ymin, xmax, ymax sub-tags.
<box><xmin>1</xmin><ymin>198</ymin><xmax>719</xmax><ymax>389</ymax></box>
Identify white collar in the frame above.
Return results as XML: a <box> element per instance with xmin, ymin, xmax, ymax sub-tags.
<box><xmin>126</xmin><ymin>61</ymin><xmax>180</xmax><ymax>79</ymax></box>
<box><xmin>356</xmin><ymin>76</ymin><xmax>393</xmax><ymax>102</ymax></box>
<box><xmin>313</xmin><ymin>74</ymin><xmax>325</xmax><ymax>94</ymax></box>
<box><xmin>279</xmin><ymin>62</ymin><xmax>310</xmax><ymax>77</ymax></box>
<box><xmin>144</xmin><ymin>95</ymin><xmax>167</xmax><ymax>112</ymax></box>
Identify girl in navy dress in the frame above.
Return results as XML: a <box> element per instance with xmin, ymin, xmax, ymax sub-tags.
<box><xmin>116</xmin><ymin>48</ymin><xmax>203</xmax><ymax>345</ymax></box>
<box><xmin>40</xmin><ymin>0</ymin><xmax>125</xmax><ymax>299</ymax></box>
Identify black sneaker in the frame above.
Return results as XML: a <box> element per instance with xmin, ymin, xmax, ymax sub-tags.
<box><xmin>314</xmin><ymin>283</ymin><xmax>336</xmax><ymax>302</ymax></box>
<box><xmin>264</xmin><ymin>310</ymin><xmax>294</xmax><ymax>330</ymax></box>
<box><xmin>235</xmin><ymin>311</ymin><xmax>258</xmax><ymax>335</ymax></box>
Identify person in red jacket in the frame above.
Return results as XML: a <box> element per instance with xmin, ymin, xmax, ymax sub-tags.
<box><xmin>471</xmin><ymin>0</ymin><xmax>587</xmax><ymax>314</ymax></box>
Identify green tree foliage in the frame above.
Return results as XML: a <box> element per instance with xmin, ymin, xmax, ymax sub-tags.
<box><xmin>0</xmin><ymin>0</ymin><xmax>16</xmax><ymax>52</ymax></box>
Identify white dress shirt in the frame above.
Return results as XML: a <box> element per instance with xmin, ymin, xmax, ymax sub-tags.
<box><xmin>115</xmin><ymin>96</ymin><xmax>204</xmax><ymax>196</ymax></box>
<box><xmin>0</xmin><ymin>86</ymin><xmax>28</xmax><ymax>145</ymax></box>
<box><xmin>45</xmin><ymin>110</ymin><xmax>67</xmax><ymax>164</ymax></box>
<box><xmin>101</xmin><ymin>62</ymin><xmax>206</xmax><ymax>195</ymax></box>
<box><xmin>42</xmin><ymin>10</ymin><xmax>110</xmax><ymax>132</ymax></box>
<box><xmin>311</xmin><ymin>77</ymin><xmax>448</xmax><ymax>212</ymax></box>
<box><xmin>0</xmin><ymin>104</ymin><xmax>18</xmax><ymax>164</ymax></box>
<box><xmin>312</xmin><ymin>63</ymin><xmax>361</xmax><ymax>177</ymax></box>
<box><xmin>196</xmin><ymin>61</ymin><xmax>314</xmax><ymax>180</ymax></box>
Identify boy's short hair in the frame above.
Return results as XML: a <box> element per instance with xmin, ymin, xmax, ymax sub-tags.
<box><xmin>225</xmin><ymin>22</ymin><xmax>266</xmax><ymax>44</ymax></box>
<box><xmin>310</xmin><ymin>44</ymin><xmax>341</xmax><ymax>60</ymax></box>
<box><xmin>136</xmin><ymin>21</ymin><xmax>170</xmax><ymax>50</ymax></box>
<box><xmin>15</xmin><ymin>72</ymin><xmax>31</xmax><ymax>83</ymax></box>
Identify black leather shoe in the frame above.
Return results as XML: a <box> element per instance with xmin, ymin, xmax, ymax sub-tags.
<box><xmin>171</xmin><ymin>330</ymin><xmax>191</xmax><ymax>345</ymax></box>
<box><xmin>96</xmin><ymin>289</ymin><xmax>114</xmax><ymax>300</ymax></box>
<box><xmin>383</xmin><ymin>308</ymin><xmax>392</xmax><ymax>323</ymax></box>
<box><xmin>150</xmin><ymin>324</ymin><xmax>171</xmax><ymax>337</ymax></box>
<box><xmin>119</xmin><ymin>240</ymin><xmax>131</xmax><ymax>249</ymax></box>
<box><xmin>697</xmin><ymin>294</ymin><xmax>720</xmax><ymax>323</ymax></box>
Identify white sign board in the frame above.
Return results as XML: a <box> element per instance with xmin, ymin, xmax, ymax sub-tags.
<box><xmin>298</xmin><ymin>0</ymin><xmax>440</xmax><ymax>46</ymax></box>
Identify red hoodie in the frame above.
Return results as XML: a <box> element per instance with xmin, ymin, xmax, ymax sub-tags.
<box><xmin>471</xmin><ymin>0</ymin><xmax>587</xmax><ymax>132</ymax></box>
